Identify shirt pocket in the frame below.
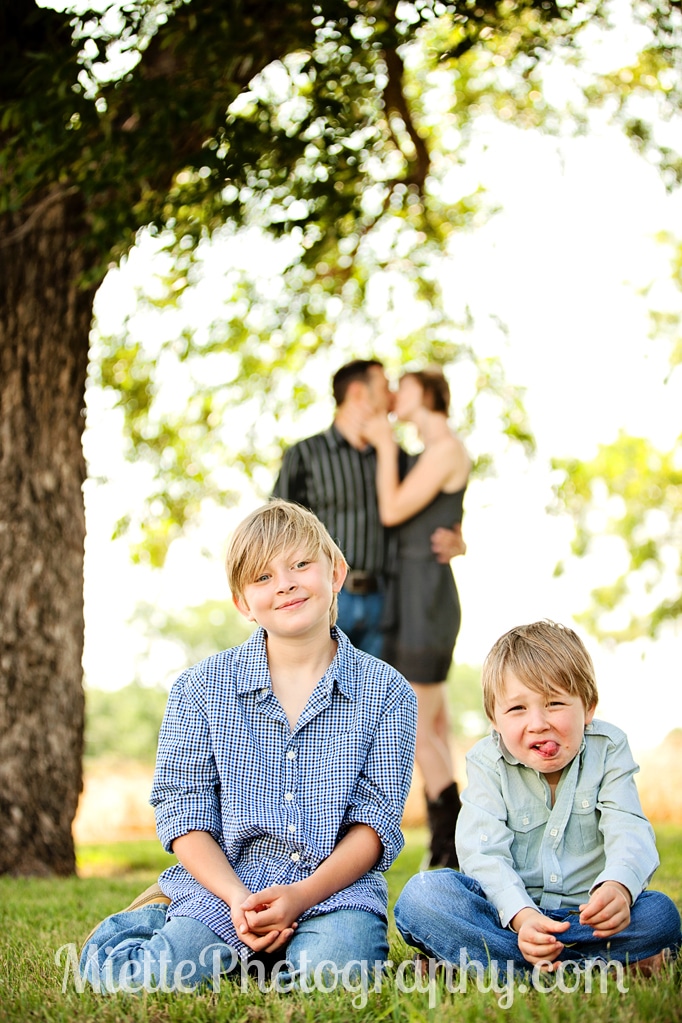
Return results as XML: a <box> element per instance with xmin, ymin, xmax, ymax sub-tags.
<box><xmin>318</xmin><ymin>731</ymin><xmax>371</xmax><ymax>814</ymax></box>
<box><xmin>563</xmin><ymin>791</ymin><xmax>600</xmax><ymax>854</ymax></box>
<box><xmin>507</xmin><ymin>805</ymin><xmax>549</xmax><ymax>870</ymax></box>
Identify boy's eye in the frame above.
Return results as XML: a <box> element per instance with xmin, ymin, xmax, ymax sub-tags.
<box><xmin>255</xmin><ymin>572</ymin><xmax>270</xmax><ymax>583</ymax></box>
<box><xmin>294</xmin><ymin>560</ymin><xmax>310</xmax><ymax>569</ymax></box>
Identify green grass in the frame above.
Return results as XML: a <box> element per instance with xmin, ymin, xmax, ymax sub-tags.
<box><xmin>1</xmin><ymin>827</ymin><xmax>681</xmax><ymax>1022</ymax></box>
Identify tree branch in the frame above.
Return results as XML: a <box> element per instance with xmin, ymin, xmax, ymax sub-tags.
<box><xmin>0</xmin><ymin>187</ymin><xmax>79</xmax><ymax>247</ymax></box>
<box><xmin>382</xmin><ymin>46</ymin><xmax>431</xmax><ymax>192</ymax></box>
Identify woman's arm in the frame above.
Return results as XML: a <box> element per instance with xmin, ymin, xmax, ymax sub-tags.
<box><xmin>370</xmin><ymin>425</ymin><xmax>469</xmax><ymax>526</ymax></box>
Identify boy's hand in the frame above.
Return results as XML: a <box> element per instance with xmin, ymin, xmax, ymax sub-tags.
<box><xmin>240</xmin><ymin>883</ymin><xmax>308</xmax><ymax>942</ymax></box>
<box><xmin>231</xmin><ymin>899</ymin><xmax>294</xmax><ymax>954</ymax></box>
<box><xmin>227</xmin><ymin>880</ymin><xmax>293</xmax><ymax>954</ymax></box>
<box><xmin>579</xmin><ymin>882</ymin><xmax>631</xmax><ymax>938</ymax></box>
<box><xmin>512</xmin><ymin>908</ymin><xmax>570</xmax><ymax>969</ymax></box>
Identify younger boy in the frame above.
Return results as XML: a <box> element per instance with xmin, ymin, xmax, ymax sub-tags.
<box><xmin>395</xmin><ymin>620</ymin><xmax>681</xmax><ymax>976</ymax></box>
<box><xmin>81</xmin><ymin>500</ymin><xmax>417</xmax><ymax>992</ymax></box>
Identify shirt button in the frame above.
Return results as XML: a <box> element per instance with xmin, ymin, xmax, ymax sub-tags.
<box><xmin>291</xmin><ymin>851</ymin><xmax>300</xmax><ymax>862</ymax></box>
<box><xmin>288</xmin><ymin>824</ymin><xmax>296</xmax><ymax>833</ymax></box>
<box><xmin>286</xmin><ymin>750</ymin><xmax>296</xmax><ymax>760</ymax></box>
<box><xmin>522</xmin><ymin>817</ymin><xmax>529</xmax><ymax>825</ymax></box>
<box><xmin>582</xmin><ymin>800</ymin><xmax>590</xmax><ymax>808</ymax></box>
<box><xmin>550</xmin><ymin>828</ymin><xmax>558</xmax><ymax>837</ymax></box>
<box><xmin>481</xmin><ymin>834</ymin><xmax>488</xmax><ymax>842</ymax></box>
<box><xmin>284</xmin><ymin>792</ymin><xmax>294</xmax><ymax>801</ymax></box>
<box><xmin>550</xmin><ymin>874</ymin><xmax>558</xmax><ymax>883</ymax></box>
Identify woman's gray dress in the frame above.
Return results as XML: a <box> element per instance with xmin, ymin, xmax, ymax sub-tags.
<box><xmin>382</xmin><ymin>485</ymin><xmax>465</xmax><ymax>683</ymax></box>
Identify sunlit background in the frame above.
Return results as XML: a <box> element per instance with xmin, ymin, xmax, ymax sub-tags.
<box><xmin>82</xmin><ymin>105</ymin><xmax>682</xmax><ymax>757</ymax></box>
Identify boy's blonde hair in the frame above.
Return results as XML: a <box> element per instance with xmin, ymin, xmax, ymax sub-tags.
<box><xmin>226</xmin><ymin>500</ymin><xmax>347</xmax><ymax>626</ymax></box>
<box><xmin>482</xmin><ymin>620</ymin><xmax>598</xmax><ymax>721</ymax></box>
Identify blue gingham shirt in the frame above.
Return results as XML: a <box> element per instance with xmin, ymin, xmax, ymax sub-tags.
<box><xmin>456</xmin><ymin>719</ymin><xmax>659</xmax><ymax>928</ymax></box>
<box><xmin>150</xmin><ymin>627</ymin><xmax>416</xmax><ymax>954</ymax></box>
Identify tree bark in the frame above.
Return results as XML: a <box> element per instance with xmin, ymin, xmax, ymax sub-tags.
<box><xmin>0</xmin><ymin>190</ymin><xmax>94</xmax><ymax>875</ymax></box>
<box><xmin>0</xmin><ymin>0</ymin><xmax>322</xmax><ymax>876</ymax></box>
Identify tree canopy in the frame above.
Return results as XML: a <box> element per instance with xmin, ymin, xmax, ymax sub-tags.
<box><xmin>551</xmin><ymin>235</ymin><xmax>682</xmax><ymax>642</ymax></box>
<box><xmin>2</xmin><ymin>0</ymin><xmax>682</xmax><ymax>874</ymax></box>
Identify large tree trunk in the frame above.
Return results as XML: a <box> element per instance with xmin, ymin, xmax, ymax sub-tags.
<box><xmin>0</xmin><ymin>189</ymin><xmax>94</xmax><ymax>875</ymax></box>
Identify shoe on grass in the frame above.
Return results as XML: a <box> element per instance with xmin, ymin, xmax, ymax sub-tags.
<box><xmin>82</xmin><ymin>881</ymin><xmax>171</xmax><ymax>948</ymax></box>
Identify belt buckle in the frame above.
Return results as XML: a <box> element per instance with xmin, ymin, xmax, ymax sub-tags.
<box><xmin>346</xmin><ymin>572</ymin><xmax>377</xmax><ymax>595</ymax></box>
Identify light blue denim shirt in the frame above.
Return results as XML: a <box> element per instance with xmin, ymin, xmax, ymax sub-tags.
<box><xmin>455</xmin><ymin>719</ymin><xmax>659</xmax><ymax>928</ymax></box>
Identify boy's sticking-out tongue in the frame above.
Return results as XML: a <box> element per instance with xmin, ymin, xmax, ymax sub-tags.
<box><xmin>533</xmin><ymin>740</ymin><xmax>559</xmax><ymax>758</ymax></box>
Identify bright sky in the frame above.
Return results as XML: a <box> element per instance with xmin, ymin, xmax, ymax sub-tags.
<box><xmin>82</xmin><ymin>43</ymin><xmax>682</xmax><ymax>756</ymax></box>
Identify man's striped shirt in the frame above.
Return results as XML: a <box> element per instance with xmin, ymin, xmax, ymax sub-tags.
<box><xmin>273</xmin><ymin>425</ymin><xmax>393</xmax><ymax>576</ymax></box>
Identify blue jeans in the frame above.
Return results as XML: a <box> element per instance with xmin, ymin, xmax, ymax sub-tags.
<box><xmin>336</xmin><ymin>590</ymin><xmax>385</xmax><ymax>659</ymax></box>
<box><xmin>80</xmin><ymin>904</ymin><xmax>388</xmax><ymax>993</ymax></box>
<box><xmin>395</xmin><ymin>870</ymin><xmax>682</xmax><ymax>977</ymax></box>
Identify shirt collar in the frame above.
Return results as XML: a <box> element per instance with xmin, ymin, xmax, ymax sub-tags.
<box><xmin>329</xmin><ymin>422</ymin><xmax>374</xmax><ymax>457</ymax></box>
<box><xmin>233</xmin><ymin>625</ymin><xmax>356</xmax><ymax>700</ymax></box>
<box><xmin>234</xmin><ymin>629</ymin><xmax>272</xmax><ymax>693</ymax></box>
<box><xmin>328</xmin><ymin>627</ymin><xmax>357</xmax><ymax>699</ymax></box>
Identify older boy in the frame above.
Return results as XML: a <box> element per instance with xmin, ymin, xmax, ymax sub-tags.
<box><xmin>81</xmin><ymin>500</ymin><xmax>416</xmax><ymax>992</ymax></box>
<box><xmin>395</xmin><ymin>621</ymin><xmax>681</xmax><ymax>976</ymax></box>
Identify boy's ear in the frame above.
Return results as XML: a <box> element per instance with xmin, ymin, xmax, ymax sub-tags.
<box><xmin>585</xmin><ymin>702</ymin><xmax>597</xmax><ymax>725</ymax></box>
<box><xmin>232</xmin><ymin>593</ymin><xmax>255</xmax><ymax>622</ymax></box>
<box><xmin>332</xmin><ymin>559</ymin><xmax>348</xmax><ymax>593</ymax></box>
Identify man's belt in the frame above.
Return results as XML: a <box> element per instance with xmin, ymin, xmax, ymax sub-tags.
<box><xmin>344</xmin><ymin>571</ymin><xmax>380</xmax><ymax>595</ymax></box>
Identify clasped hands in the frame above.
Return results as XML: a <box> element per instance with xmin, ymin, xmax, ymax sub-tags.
<box><xmin>513</xmin><ymin>882</ymin><xmax>631</xmax><ymax>970</ymax></box>
<box><xmin>230</xmin><ymin>881</ymin><xmax>308</xmax><ymax>954</ymax></box>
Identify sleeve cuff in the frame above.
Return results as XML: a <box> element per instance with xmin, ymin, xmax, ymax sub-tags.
<box><xmin>590</xmin><ymin>866</ymin><xmax>644</xmax><ymax>905</ymax></box>
<box><xmin>154</xmin><ymin>795</ymin><xmax>222</xmax><ymax>853</ymax></box>
<box><xmin>342</xmin><ymin>808</ymin><xmax>404</xmax><ymax>872</ymax></box>
<box><xmin>496</xmin><ymin>889</ymin><xmax>539</xmax><ymax>929</ymax></box>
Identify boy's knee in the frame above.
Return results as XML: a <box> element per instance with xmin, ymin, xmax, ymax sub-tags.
<box><xmin>395</xmin><ymin>869</ymin><xmax>472</xmax><ymax>941</ymax></box>
<box><xmin>656</xmin><ymin>894</ymin><xmax>682</xmax><ymax>947</ymax></box>
<box><xmin>394</xmin><ymin>872</ymin><xmax>423</xmax><ymax>918</ymax></box>
<box><xmin>395</xmin><ymin>871</ymin><xmax>441</xmax><ymax>933</ymax></box>
<box><xmin>287</xmin><ymin>910</ymin><xmax>388</xmax><ymax>977</ymax></box>
<box><xmin>397</xmin><ymin>868</ymin><xmax>457</xmax><ymax>907</ymax></box>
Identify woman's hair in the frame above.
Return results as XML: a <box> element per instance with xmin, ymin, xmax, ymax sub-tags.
<box><xmin>403</xmin><ymin>369</ymin><xmax>450</xmax><ymax>414</ymax></box>
<box><xmin>481</xmin><ymin>620</ymin><xmax>599</xmax><ymax>720</ymax></box>
<box><xmin>225</xmin><ymin>499</ymin><xmax>347</xmax><ymax>625</ymax></box>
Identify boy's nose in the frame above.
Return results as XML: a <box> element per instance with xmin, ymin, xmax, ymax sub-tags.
<box><xmin>527</xmin><ymin>709</ymin><xmax>549</xmax><ymax>730</ymax></box>
<box><xmin>275</xmin><ymin>572</ymin><xmax>296</xmax><ymax>591</ymax></box>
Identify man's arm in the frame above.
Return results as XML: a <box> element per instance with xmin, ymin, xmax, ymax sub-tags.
<box><xmin>430</xmin><ymin>522</ymin><xmax>466</xmax><ymax>563</ymax></box>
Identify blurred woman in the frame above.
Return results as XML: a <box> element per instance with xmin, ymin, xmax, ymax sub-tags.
<box><xmin>365</xmin><ymin>368</ymin><xmax>470</xmax><ymax>869</ymax></box>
